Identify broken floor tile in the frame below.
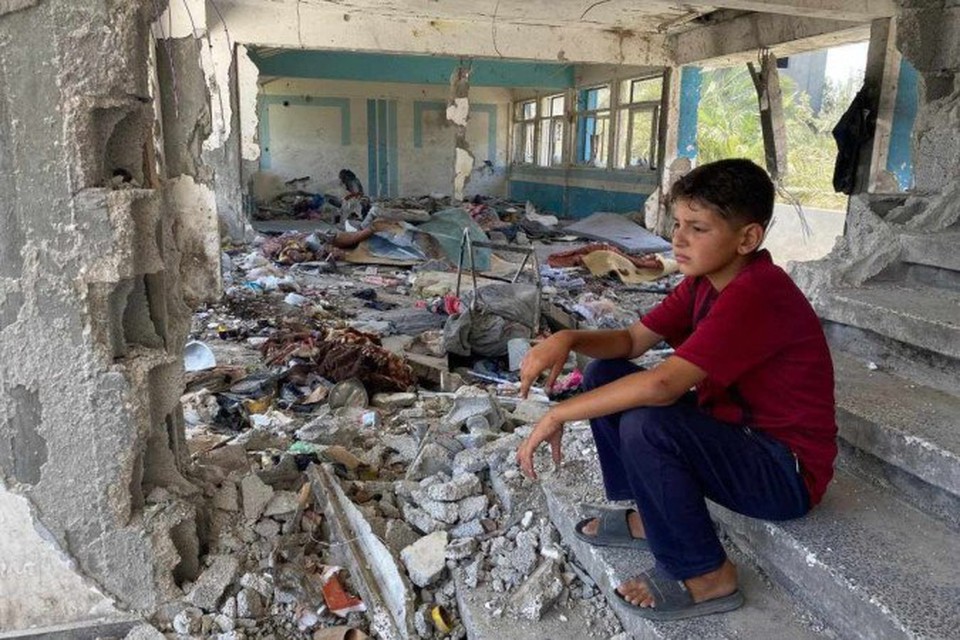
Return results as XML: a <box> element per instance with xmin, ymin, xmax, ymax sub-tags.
<box><xmin>401</xmin><ymin>530</ymin><xmax>449</xmax><ymax>587</ymax></box>
<box><xmin>187</xmin><ymin>555</ymin><xmax>240</xmax><ymax>611</ymax></box>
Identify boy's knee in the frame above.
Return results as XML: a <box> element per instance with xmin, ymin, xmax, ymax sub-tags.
<box><xmin>619</xmin><ymin>406</ymin><xmax>677</xmax><ymax>451</ymax></box>
<box><xmin>582</xmin><ymin>359</ymin><xmax>636</xmax><ymax>391</ymax></box>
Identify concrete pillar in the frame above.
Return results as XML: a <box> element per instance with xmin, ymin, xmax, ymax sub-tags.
<box><xmin>885</xmin><ymin>58</ymin><xmax>919</xmax><ymax>191</ymax></box>
<box><xmin>0</xmin><ymin>0</ymin><xmax>208</xmax><ymax>628</ymax></box>
<box><xmin>677</xmin><ymin>66</ymin><xmax>702</xmax><ymax>161</ymax></box>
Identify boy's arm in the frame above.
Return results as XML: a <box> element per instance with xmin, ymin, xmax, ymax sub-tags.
<box><xmin>519</xmin><ymin>321</ymin><xmax>662</xmax><ymax>397</ymax></box>
<box><xmin>517</xmin><ymin>356</ymin><xmax>706</xmax><ymax>479</ymax></box>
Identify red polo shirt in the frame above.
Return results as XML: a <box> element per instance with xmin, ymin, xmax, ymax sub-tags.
<box><xmin>641</xmin><ymin>250</ymin><xmax>837</xmax><ymax>505</ymax></box>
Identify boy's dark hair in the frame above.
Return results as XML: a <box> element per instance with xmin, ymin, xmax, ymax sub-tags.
<box><xmin>667</xmin><ymin>158</ymin><xmax>774</xmax><ymax>229</ymax></box>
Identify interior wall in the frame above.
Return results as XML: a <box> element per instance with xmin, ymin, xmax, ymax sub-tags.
<box><xmin>255</xmin><ymin>78</ymin><xmax>512</xmax><ymax>199</ymax></box>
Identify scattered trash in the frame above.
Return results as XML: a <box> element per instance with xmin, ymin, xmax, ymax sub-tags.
<box><xmin>183</xmin><ymin>340</ymin><xmax>217</xmax><ymax>372</ymax></box>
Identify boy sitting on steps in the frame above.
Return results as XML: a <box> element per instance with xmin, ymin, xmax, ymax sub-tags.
<box><xmin>515</xmin><ymin>158</ymin><xmax>836</xmax><ymax>621</ymax></box>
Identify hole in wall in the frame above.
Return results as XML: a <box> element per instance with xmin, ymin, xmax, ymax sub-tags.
<box><xmin>169</xmin><ymin>518</ymin><xmax>201</xmax><ymax>584</ymax></box>
<box><xmin>122</xmin><ymin>275</ymin><xmax>165</xmax><ymax>350</ymax></box>
<box><xmin>104</xmin><ymin>109</ymin><xmax>148</xmax><ymax>187</ymax></box>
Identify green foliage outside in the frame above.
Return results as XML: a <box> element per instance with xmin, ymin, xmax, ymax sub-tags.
<box><xmin>696</xmin><ymin>66</ymin><xmax>860</xmax><ymax>211</ymax></box>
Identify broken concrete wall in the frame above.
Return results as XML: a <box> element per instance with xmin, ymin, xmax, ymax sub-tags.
<box><xmin>898</xmin><ymin>0</ymin><xmax>960</xmax><ymax>196</ymax></box>
<box><xmin>0</xmin><ymin>0</ymin><xmax>207</xmax><ymax>628</ymax></box>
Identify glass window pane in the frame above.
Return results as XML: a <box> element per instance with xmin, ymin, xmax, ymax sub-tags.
<box><xmin>593</xmin><ymin>114</ymin><xmax>610</xmax><ymax>167</ymax></box>
<box><xmin>540</xmin><ymin>97</ymin><xmax>551</xmax><ymax>118</ymax></box>
<box><xmin>523</xmin><ymin>122</ymin><xmax>535</xmax><ymax>163</ymax></box>
<box><xmin>616</xmin><ymin>109</ymin><xmax>630</xmax><ymax>168</ymax></box>
<box><xmin>595</xmin><ymin>87</ymin><xmax>610</xmax><ymax>109</ymax></box>
<box><xmin>538</xmin><ymin>120</ymin><xmax>551</xmax><ymax>166</ymax></box>
<box><xmin>629</xmin><ymin>110</ymin><xmax>655</xmax><ymax>168</ymax></box>
<box><xmin>551</xmin><ymin>119</ymin><xmax>564</xmax><ymax>165</ymax></box>
<box><xmin>551</xmin><ymin>96</ymin><xmax>565</xmax><ymax>116</ymax></box>
<box><xmin>631</xmin><ymin>77</ymin><xmax>663</xmax><ymax>103</ymax></box>
<box><xmin>522</xmin><ymin>101</ymin><xmax>536</xmax><ymax>120</ymax></box>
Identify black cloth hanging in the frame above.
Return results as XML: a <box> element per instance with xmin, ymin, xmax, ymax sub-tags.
<box><xmin>831</xmin><ymin>86</ymin><xmax>877</xmax><ymax>195</ymax></box>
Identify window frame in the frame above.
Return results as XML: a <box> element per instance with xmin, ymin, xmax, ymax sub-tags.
<box><xmin>615</xmin><ymin>75</ymin><xmax>662</xmax><ymax>171</ymax></box>
<box><xmin>574</xmin><ymin>84</ymin><xmax>613</xmax><ymax>168</ymax></box>
<box><xmin>536</xmin><ymin>93</ymin><xmax>566</xmax><ymax>167</ymax></box>
<box><xmin>512</xmin><ymin>98</ymin><xmax>538</xmax><ymax>165</ymax></box>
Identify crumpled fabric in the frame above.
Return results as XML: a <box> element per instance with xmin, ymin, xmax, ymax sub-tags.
<box><xmin>547</xmin><ymin>243</ymin><xmax>663</xmax><ymax>270</ymax></box>
<box><xmin>443</xmin><ymin>284</ymin><xmax>538</xmax><ymax>357</ymax></box>
<box><xmin>262</xmin><ymin>326</ymin><xmax>415</xmax><ymax>393</ymax></box>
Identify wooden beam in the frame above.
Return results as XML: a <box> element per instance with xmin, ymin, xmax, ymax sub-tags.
<box><xmin>683</xmin><ymin>0</ymin><xmax>895</xmax><ymax>22</ymax></box>
<box><xmin>671</xmin><ymin>13</ymin><xmax>870</xmax><ymax>66</ymax></box>
<box><xmin>748</xmin><ymin>52</ymin><xmax>789</xmax><ymax>181</ymax></box>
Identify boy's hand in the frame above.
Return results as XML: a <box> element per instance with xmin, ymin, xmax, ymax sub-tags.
<box><xmin>516</xmin><ymin>412</ymin><xmax>565</xmax><ymax>479</ymax></box>
<box><xmin>519</xmin><ymin>332</ymin><xmax>572</xmax><ymax>398</ymax></box>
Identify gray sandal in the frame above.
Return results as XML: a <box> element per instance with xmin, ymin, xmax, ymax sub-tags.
<box><xmin>573</xmin><ymin>508</ymin><xmax>649</xmax><ymax>550</ymax></box>
<box><xmin>615</xmin><ymin>565</ymin><xmax>744</xmax><ymax>621</ymax></box>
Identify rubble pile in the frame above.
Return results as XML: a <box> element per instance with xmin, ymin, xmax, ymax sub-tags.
<box><xmin>159</xmin><ymin>195</ymin><xmax>678</xmax><ymax>638</ymax></box>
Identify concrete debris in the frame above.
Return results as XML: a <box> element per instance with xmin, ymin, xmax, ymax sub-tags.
<box><xmin>427</xmin><ymin>473</ymin><xmax>481</xmax><ymax>502</ymax></box>
<box><xmin>122</xmin><ymin>624</ymin><xmax>166</xmax><ymax>640</ymax></box>
<box><xmin>169</xmin><ymin>215</ymin><xmax>667</xmax><ymax>638</ymax></box>
<box><xmin>401</xmin><ymin>531</ymin><xmax>450</xmax><ymax>587</ymax></box>
<box><xmin>187</xmin><ymin>556</ymin><xmax>240</xmax><ymax>612</ymax></box>
<box><xmin>507</xmin><ymin>560</ymin><xmax>565</xmax><ymax>621</ymax></box>
<box><xmin>240</xmin><ymin>473</ymin><xmax>274</xmax><ymax>521</ymax></box>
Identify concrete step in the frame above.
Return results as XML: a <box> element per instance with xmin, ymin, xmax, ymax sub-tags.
<box><xmin>818</xmin><ymin>282</ymin><xmax>960</xmax><ymax>360</ymax></box>
<box><xmin>900</xmin><ymin>228</ymin><xmax>960</xmax><ymax>273</ymax></box>
<box><xmin>541</xmin><ymin>458</ymin><xmax>833</xmax><ymax>639</ymax></box>
<box><xmin>833</xmin><ymin>350</ymin><xmax>960</xmax><ymax>503</ymax></box>
<box><xmin>710</xmin><ymin>470</ymin><xmax>960</xmax><ymax>640</ymax></box>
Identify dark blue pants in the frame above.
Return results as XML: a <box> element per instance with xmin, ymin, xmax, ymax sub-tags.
<box><xmin>584</xmin><ymin>359</ymin><xmax>810</xmax><ymax>580</ymax></box>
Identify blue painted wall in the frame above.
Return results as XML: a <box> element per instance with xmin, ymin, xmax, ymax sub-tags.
<box><xmin>258</xmin><ymin>95</ymin><xmax>351</xmax><ymax>170</ymax></box>
<box><xmin>677</xmin><ymin>67</ymin><xmax>701</xmax><ymax>160</ymax></box>
<box><xmin>248</xmin><ymin>49</ymin><xmax>574</xmax><ymax>89</ymax></box>
<box><xmin>887</xmin><ymin>58</ymin><xmax>918</xmax><ymax>191</ymax></box>
<box><xmin>509</xmin><ymin>181</ymin><xmax>650</xmax><ymax>218</ymax></box>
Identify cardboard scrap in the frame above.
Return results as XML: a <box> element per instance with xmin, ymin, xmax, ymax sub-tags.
<box><xmin>581</xmin><ymin>251</ymin><xmax>677</xmax><ymax>284</ymax></box>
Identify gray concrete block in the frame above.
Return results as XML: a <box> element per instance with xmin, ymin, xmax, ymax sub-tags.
<box><xmin>240</xmin><ymin>474</ymin><xmax>273</xmax><ymax>521</ymax></box>
<box><xmin>458</xmin><ymin>494</ymin><xmax>489</xmax><ymax>522</ymax></box>
<box><xmin>373</xmin><ymin>392</ymin><xmax>418</xmax><ymax>409</ymax></box>
<box><xmin>187</xmin><ymin>556</ymin><xmax>240</xmax><ymax>612</ymax></box>
<box><xmin>452</xmin><ymin>448</ymin><xmax>488</xmax><ymax>474</ymax></box>
<box><xmin>401</xmin><ymin>531</ymin><xmax>449</xmax><ymax>587</ymax></box>
<box><xmin>426</xmin><ymin>473</ymin><xmax>482</xmax><ymax>502</ymax></box>
<box><xmin>507</xmin><ymin>559</ymin><xmax>564</xmax><ymax>621</ymax></box>
<box><xmin>402</xmin><ymin>502</ymin><xmax>442</xmax><ymax>535</ymax></box>
<box><xmin>449</xmin><ymin>519</ymin><xmax>485</xmax><ymax>539</ymax></box>
<box><xmin>406</xmin><ymin>442</ymin><xmax>454</xmax><ymax>481</ymax></box>
<box><xmin>263</xmin><ymin>490</ymin><xmax>299</xmax><ymax>517</ymax></box>
<box><xmin>411</xmin><ymin>489</ymin><xmax>460</xmax><ymax>524</ymax></box>
<box><xmin>212</xmin><ymin>481</ymin><xmax>239</xmax><ymax>512</ymax></box>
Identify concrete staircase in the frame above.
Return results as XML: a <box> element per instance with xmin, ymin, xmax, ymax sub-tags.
<box><xmin>543</xmin><ymin>225</ymin><xmax>960</xmax><ymax>638</ymax></box>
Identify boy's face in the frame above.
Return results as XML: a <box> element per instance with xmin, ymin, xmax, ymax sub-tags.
<box><xmin>671</xmin><ymin>198</ymin><xmax>763</xmax><ymax>286</ymax></box>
